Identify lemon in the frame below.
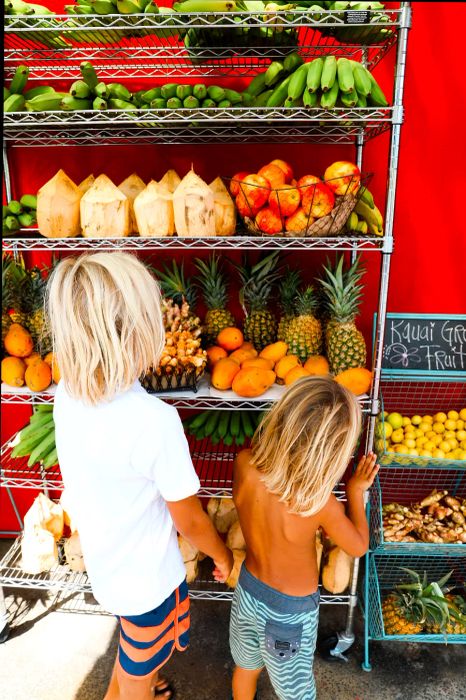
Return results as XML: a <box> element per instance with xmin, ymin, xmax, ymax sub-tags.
<box><xmin>448</xmin><ymin>438</ymin><xmax>458</xmax><ymax>450</ymax></box>
<box><xmin>452</xmin><ymin>448</ymin><xmax>462</xmax><ymax>459</ymax></box>
<box><xmin>444</xmin><ymin>431</ymin><xmax>456</xmax><ymax>440</ymax></box>
<box><xmin>423</xmin><ymin>441</ymin><xmax>436</xmax><ymax>452</ymax></box>
<box><xmin>386</xmin><ymin>449</ymin><xmax>396</xmax><ymax>455</ymax></box>
<box><xmin>416</xmin><ymin>437</ymin><xmax>428</xmax><ymax>447</ymax></box>
<box><xmin>411</xmin><ymin>415</ymin><xmax>422</xmax><ymax>425</ymax></box>
<box><xmin>461</xmin><ymin>440</ymin><xmax>466</xmax><ymax>450</ymax></box>
<box><xmin>382</xmin><ymin>410</ymin><xmax>389</xmax><ymax>418</ymax></box>
<box><xmin>444</xmin><ymin>419</ymin><xmax>456</xmax><ymax>431</ymax></box>
<box><xmin>456</xmin><ymin>420</ymin><xmax>465</xmax><ymax>431</ymax></box>
<box><xmin>431</xmin><ymin>435</ymin><xmax>442</xmax><ymax>447</ymax></box>
<box><xmin>383</xmin><ymin>423</ymin><xmax>393</xmax><ymax>439</ymax></box>
<box><xmin>425</xmin><ymin>430</ymin><xmax>436</xmax><ymax>440</ymax></box>
<box><xmin>402</xmin><ymin>417</ymin><xmax>411</xmax><ymax>427</ymax></box>
<box><xmin>432</xmin><ymin>449</ymin><xmax>446</xmax><ymax>459</ymax></box>
<box><xmin>375</xmin><ymin>439</ymin><xmax>385</xmax><ymax>453</ymax></box>
<box><xmin>433</xmin><ymin>422</ymin><xmax>445</xmax><ymax>433</ymax></box>
<box><xmin>434</xmin><ymin>412</ymin><xmax>447</xmax><ymax>423</ymax></box>
<box><xmin>458</xmin><ymin>450</ymin><xmax>466</xmax><ymax>460</ymax></box>
<box><xmin>394</xmin><ymin>444</ymin><xmax>409</xmax><ymax>454</ymax></box>
<box><xmin>459</xmin><ymin>408</ymin><xmax>466</xmax><ymax>421</ymax></box>
<box><xmin>408</xmin><ymin>448</ymin><xmax>419</xmax><ymax>456</ymax></box>
<box><xmin>447</xmin><ymin>410</ymin><xmax>459</xmax><ymax>420</ymax></box>
<box><xmin>391</xmin><ymin>429</ymin><xmax>404</xmax><ymax>444</ymax></box>
<box><xmin>414</xmin><ymin>428</ymin><xmax>424</xmax><ymax>438</ymax></box>
<box><xmin>419</xmin><ymin>450</ymin><xmax>432</xmax><ymax>457</ymax></box>
<box><xmin>404</xmin><ymin>428</ymin><xmax>416</xmax><ymax>438</ymax></box>
<box><xmin>439</xmin><ymin>440</ymin><xmax>451</xmax><ymax>453</ymax></box>
<box><xmin>456</xmin><ymin>429</ymin><xmax>466</xmax><ymax>441</ymax></box>
<box><xmin>419</xmin><ymin>422</ymin><xmax>431</xmax><ymax>433</ymax></box>
<box><xmin>387</xmin><ymin>412</ymin><xmax>403</xmax><ymax>430</ymax></box>
<box><xmin>404</xmin><ymin>438</ymin><xmax>416</xmax><ymax>449</ymax></box>
<box><xmin>422</xmin><ymin>415</ymin><xmax>433</xmax><ymax>423</ymax></box>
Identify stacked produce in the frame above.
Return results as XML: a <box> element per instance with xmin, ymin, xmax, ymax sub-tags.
<box><xmin>9</xmin><ymin>405</ymin><xmax>57</xmax><ymax>469</ymax></box>
<box><xmin>184</xmin><ymin>409</ymin><xmax>263</xmax><ymax>446</ymax></box>
<box><xmin>382</xmin><ymin>568</ymin><xmax>466</xmax><ymax>636</ymax></box>
<box><xmin>4</xmin><ymin>0</ymin><xmax>70</xmax><ymax>48</ymax></box>
<box><xmin>376</xmin><ymin>409</ymin><xmax>466</xmax><ymax>462</ymax></box>
<box><xmin>310</xmin><ymin>1</ymin><xmax>394</xmax><ymax>44</ymax></box>
<box><xmin>3</xmin><ymin>194</ymin><xmax>37</xmax><ymax>235</ymax></box>
<box><xmin>242</xmin><ymin>53</ymin><xmax>388</xmax><ymax>109</ymax></box>
<box><xmin>383</xmin><ymin>491</ymin><xmax>466</xmax><ymax>544</ymax></box>
<box><xmin>230</xmin><ymin>158</ymin><xmax>382</xmax><ymax>237</ymax></box>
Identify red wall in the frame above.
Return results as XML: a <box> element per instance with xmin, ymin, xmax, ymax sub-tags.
<box><xmin>2</xmin><ymin>3</ymin><xmax>464</xmax><ymax>529</ymax></box>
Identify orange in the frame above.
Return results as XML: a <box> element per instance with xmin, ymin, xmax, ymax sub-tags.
<box><xmin>216</xmin><ymin>327</ymin><xmax>244</xmax><ymax>352</ymax></box>
<box><xmin>206</xmin><ymin>346</ymin><xmax>228</xmax><ymax>369</ymax></box>
<box><xmin>25</xmin><ymin>359</ymin><xmax>52</xmax><ymax>392</ymax></box>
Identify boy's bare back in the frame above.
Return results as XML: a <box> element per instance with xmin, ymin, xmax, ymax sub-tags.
<box><xmin>234</xmin><ymin>449</ymin><xmax>324</xmax><ymax>596</ymax></box>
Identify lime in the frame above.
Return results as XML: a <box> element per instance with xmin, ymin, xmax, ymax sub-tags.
<box><xmin>387</xmin><ymin>412</ymin><xmax>403</xmax><ymax>430</ymax></box>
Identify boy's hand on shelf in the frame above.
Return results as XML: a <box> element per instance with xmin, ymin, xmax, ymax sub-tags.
<box><xmin>213</xmin><ymin>549</ymin><xmax>234</xmax><ymax>583</ymax></box>
<box><xmin>347</xmin><ymin>452</ymin><xmax>379</xmax><ymax>493</ymax></box>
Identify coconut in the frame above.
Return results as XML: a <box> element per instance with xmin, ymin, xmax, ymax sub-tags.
<box><xmin>226</xmin><ymin>549</ymin><xmax>246</xmax><ymax>589</ymax></box>
<box><xmin>118</xmin><ymin>173</ymin><xmax>146</xmax><ymax>234</ymax></box>
<box><xmin>159</xmin><ymin>169</ymin><xmax>181</xmax><ymax>193</ymax></box>
<box><xmin>185</xmin><ymin>558</ymin><xmax>199</xmax><ymax>584</ymax></box>
<box><xmin>226</xmin><ymin>520</ymin><xmax>246</xmax><ymax>551</ymax></box>
<box><xmin>321</xmin><ymin>546</ymin><xmax>353</xmax><ymax>594</ymax></box>
<box><xmin>80</xmin><ymin>174</ymin><xmax>130</xmax><ymax>238</ymax></box>
<box><xmin>78</xmin><ymin>174</ymin><xmax>95</xmax><ymax>194</ymax></box>
<box><xmin>209</xmin><ymin>177</ymin><xmax>236</xmax><ymax>236</ymax></box>
<box><xmin>178</xmin><ymin>535</ymin><xmax>199</xmax><ymax>563</ymax></box>
<box><xmin>133</xmin><ymin>181</ymin><xmax>175</xmax><ymax>237</ymax></box>
<box><xmin>173</xmin><ymin>169</ymin><xmax>215</xmax><ymax>237</ymax></box>
<box><xmin>64</xmin><ymin>531</ymin><xmax>86</xmax><ymax>572</ymax></box>
<box><xmin>21</xmin><ymin>528</ymin><xmax>58</xmax><ymax>574</ymax></box>
<box><xmin>36</xmin><ymin>169</ymin><xmax>82</xmax><ymax>238</ymax></box>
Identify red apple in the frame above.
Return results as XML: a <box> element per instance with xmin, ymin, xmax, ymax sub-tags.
<box><xmin>285</xmin><ymin>207</ymin><xmax>314</xmax><ymax>233</ymax></box>
<box><xmin>255</xmin><ymin>207</ymin><xmax>283</xmax><ymax>235</ymax></box>
<box><xmin>238</xmin><ymin>174</ymin><xmax>270</xmax><ymax>210</ymax></box>
<box><xmin>230</xmin><ymin>171</ymin><xmax>251</xmax><ymax>197</ymax></box>
<box><xmin>324</xmin><ymin>161</ymin><xmax>361</xmax><ymax>195</ymax></box>
<box><xmin>270</xmin><ymin>159</ymin><xmax>294</xmax><ymax>183</ymax></box>
<box><xmin>268</xmin><ymin>184</ymin><xmax>301</xmax><ymax>217</ymax></box>
<box><xmin>236</xmin><ymin>192</ymin><xmax>262</xmax><ymax>219</ymax></box>
<box><xmin>297</xmin><ymin>174</ymin><xmax>321</xmax><ymax>194</ymax></box>
<box><xmin>302</xmin><ymin>182</ymin><xmax>335</xmax><ymax>218</ymax></box>
<box><xmin>257</xmin><ymin>163</ymin><xmax>286</xmax><ymax>189</ymax></box>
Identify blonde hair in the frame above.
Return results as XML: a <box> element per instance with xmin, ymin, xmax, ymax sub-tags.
<box><xmin>46</xmin><ymin>252</ymin><xmax>165</xmax><ymax>405</ymax></box>
<box><xmin>251</xmin><ymin>376</ymin><xmax>362</xmax><ymax>516</ymax></box>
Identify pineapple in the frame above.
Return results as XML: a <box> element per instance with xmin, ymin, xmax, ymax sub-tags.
<box><xmin>381</xmin><ymin>593</ymin><xmax>424</xmax><ymax>635</ymax></box>
<box><xmin>236</xmin><ymin>252</ymin><xmax>281</xmax><ymax>351</ymax></box>
<box><xmin>319</xmin><ymin>255</ymin><xmax>366</xmax><ymax>374</ymax></box>
<box><xmin>195</xmin><ymin>255</ymin><xmax>235</xmax><ymax>346</ymax></box>
<box><xmin>284</xmin><ymin>286</ymin><xmax>323</xmax><ymax>362</ymax></box>
<box><xmin>2</xmin><ymin>254</ymin><xmax>15</xmax><ymax>343</ymax></box>
<box><xmin>277</xmin><ymin>268</ymin><xmax>301</xmax><ymax>341</ymax></box>
<box><xmin>10</xmin><ymin>263</ymin><xmax>53</xmax><ymax>354</ymax></box>
<box><xmin>425</xmin><ymin>593</ymin><xmax>466</xmax><ymax>635</ymax></box>
<box><xmin>156</xmin><ymin>260</ymin><xmax>197</xmax><ymax>310</ymax></box>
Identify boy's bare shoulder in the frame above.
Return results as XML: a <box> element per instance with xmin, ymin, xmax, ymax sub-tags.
<box><xmin>233</xmin><ymin>448</ymin><xmax>254</xmax><ymax>483</ymax></box>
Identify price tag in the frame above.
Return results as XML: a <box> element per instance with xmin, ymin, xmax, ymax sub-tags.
<box><xmin>344</xmin><ymin>10</ymin><xmax>371</xmax><ymax>24</ymax></box>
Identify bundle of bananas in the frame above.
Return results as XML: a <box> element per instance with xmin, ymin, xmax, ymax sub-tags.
<box><xmin>3</xmin><ymin>195</ymin><xmax>37</xmax><ymax>236</ymax></box>
<box><xmin>173</xmin><ymin>0</ymin><xmax>298</xmax><ymax>64</ymax></box>
<box><xmin>184</xmin><ymin>409</ymin><xmax>264</xmax><ymax>446</ymax></box>
<box><xmin>345</xmin><ymin>186</ymin><xmax>383</xmax><ymax>236</ymax></box>
<box><xmin>4</xmin><ymin>0</ymin><xmax>71</xmax><ymax>48</ymax></box>
<box><xmin>10</xmin><ymin>405</ymin><xmax>58</xmax><ymax>469</ymax></box>
<box><xmin>243</xmin><ymin>53</ymin><xmax>388</xmax><ymax>108</ymax></box>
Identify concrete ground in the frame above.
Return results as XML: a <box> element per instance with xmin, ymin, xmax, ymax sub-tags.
<box><xmin>1</xmin><ymin>541</ymin><xmax>465</xmax><ymax>700</ymax></box>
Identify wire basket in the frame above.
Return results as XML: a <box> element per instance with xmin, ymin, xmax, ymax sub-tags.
<box><xmin>369</xmin><ymin>476</ymin><xmax>466</xmax><ymax>552</ymax></box>
<box><xmin>366</xmin><ymin>552</ymin><xmax>466</xmax><ymax>643</ymax></box>
<box><xmin>141</xmin><ymin>367</ymin><xmax>204</xmax><ymax>394</ymax></box>
<box><xmin>226</xmin><ymin>172</ymin><xmax>371</xmax><ymax>237</ymax></box>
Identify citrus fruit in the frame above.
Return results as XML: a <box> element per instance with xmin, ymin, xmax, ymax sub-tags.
<box><xmin>391</xmin><ymin>429</ymin><xmax>404</xmax><ymax>444</ymax></box>
<box><xmin>407</xmin><ymin>449</ymin><xmax>419</xmax><ymax>456</ymax></box>
<box><xmin>383</xmin><ymin>423</ymin><xmax>393</xmax><ymax>439</ymax></box>
<box><xmin>387</xmin><ymin>412</ymin><xmax>403</xmax><ymax>430</ymax></box>
<box><xmin>444</xmin><ymin>431</ymin><xmax>455</xmax><ymax>440</ymax></box>
<box><xmin>456</xmin><ymin>420</ymin><xmax>465</xmax><ymax>431</ymax></box>
<box><xmin>423</xmin><ymin>441</ymin><xmax>435</xmax><ymax>452</ymax></box>
<box><xmin>418</xmin><ymin>422</ymin><xmax>431</xmax><ymax>433</ymax></box>
<box><xmin>458</xmin><ymin>450</ymin><xmax>466</xmax><ymax>460</ymax></box>
<box><xmin>456</xmin><ymin>430</ymin><xmax>466</xmax><ymax>441</ymax></box>
<box><xmin>419</xmin><ymin>450</ymin><xmax>432</xmax><ymax>457</ymax></box>
<box><xmin>460</xmin><ymin>408</ymin><xmax>466</xmax><ymax>421</ymax></box>
<box><xmin>402</xmin><ymin>417</ymin><xmax>411</xmax><ymax>427</ymax></box>
<box><xmin>394</xmin><ymin>445</ymin><xmax>408</xmax><ymax>453</ymax></box>
<box><xmin>432</xmin><ymin>449</ymin><xmax>445</xmax><ymax>459</ymax></box>
<box><xmin>439</xmin><ymin>440</ymin><xmax>451</xmax><ymax>453</ymax></box>
<box><xmin>414</xmin><ymin>429</ymin><xmax>424</xmax><ymax>438</ymax></box>
<box><xmin>433</xmin><ymin>412</ymin><xmax>447</xmax><ymax>423</ymax></box>
<box><xmin>461</xmin><ymin>440</ymin><xmax>466</xmax><ymax>450</ymax></box>
<box><xmin>447</xmin><ymin>438</ymin><xmax>458</xmax><ymax>450</ymax></box>
<box><xmin>411</xmin><ymin>415</ymin><xmax>422</xmax><ymax>425</ymax></box>
<box><xmin>425</xmin><ymin>431</ymin><xmax>436</xmax><ymax>440</ymax></box>
<box><xmin>431</xmin><ymin>435</ymin><xmax>442</xmax><ymax>447</ymax></box>
<box><xmin>416</xmin><ymin>437</ymin><xmax>428</xmax><ymax>447</ymax></box>
<box><xmin>447</xmin><ymin>410</ymin><xmax>459</xmax><ymax>421</ymax></box>
<box><xmin>433</xmin><ymin>422</ymin><xmax>445</xmax><ymax>433</ymax></box>
<box><xmin>422</xmin><ymin>415</ymin><xmax>433</xmax><ymax>423</ymax></box>
<box><xmin>444</xmin><ymin>419</ymin><xmax>456</xmax><ymax>431</ymax></box>
<box><xmin>405</xmin><ymin>438</ymin><xmax>416</xmax><ymax>449</ymax></box>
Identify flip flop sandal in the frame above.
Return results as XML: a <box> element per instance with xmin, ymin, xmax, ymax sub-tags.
<box><xmin>154</xmin><ymin>680</ymin><xmax>175</xmax><ymax>699</ymax></box>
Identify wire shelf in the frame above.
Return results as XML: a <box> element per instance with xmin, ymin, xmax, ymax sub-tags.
<box><xmin>380</xmin><ymin>377</ymin><xmax>466</xmax><ymax>416</ymax></box>
<box><xmin>369</xmin><ymin>476</ymin><xmax>466</xmax><ymax>554</ymax></box>
<box><xmin>3</xmin><ymin>107</ymin><xmax>394</xmax><ymax>147</ymax></box>
<box><xmin>366</xmin><ymin>553</ymin><xmax>466</xmax><ymax>644</ymax></box>
<box><xmin>4</xmin><ymin>10</ymin><xmax>401</xmax><ymax>80</ymax></box>
<box><xmin>2</xmin><ymin>232</ymin><xmax>384</xmax><ymax>253</ymax></box>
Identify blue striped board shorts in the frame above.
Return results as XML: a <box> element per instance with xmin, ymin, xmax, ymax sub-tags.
<box><xmin>230</xmin><ymin>565</ymin><xmax>320</xmax><ymax>700</ymax></box>
<box><xmin>116</xmin><ymin>580</ymin><xmax>190</xmax><ymax>680</ymax></box>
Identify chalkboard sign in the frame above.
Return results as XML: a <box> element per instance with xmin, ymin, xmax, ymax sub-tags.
<box><xmin>374</xmin><ymin>313</ymin><xmax>466</xmax><ymax>376</ymax></box>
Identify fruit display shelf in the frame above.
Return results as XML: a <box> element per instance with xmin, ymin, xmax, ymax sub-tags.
<box><xmin>2</xmin><ymin>231</ymin><xmax>385</xmax><ymax>253</ymax></box>
<box><xmin>4</xmin><ymin>9</ymin><xmax>402</xmax><ymax>81</ymax></box>
<box><xmin>0</xmin><ymin>379</ymin><xmax>373</xmax><ymax>411</ymax></box>
<box><xmin>2</xmin><ymin>105</ymin><xmax>395</xmax><ymax>147</ymax></box>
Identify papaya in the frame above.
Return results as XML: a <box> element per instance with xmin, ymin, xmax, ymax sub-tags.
<box><xmin>211</xmin><ymin>357</ymin><xmax>241</xmax><ymax>391</ymax></box>
<box><xmin>334</xmin><ymin>367</ymin><xmax>372</xmax><ymax>395</ymax></box>
<box><xmin>232</xmin><ymin>368</ymin><xmax>276</xmax><ymax>398</ymax></box>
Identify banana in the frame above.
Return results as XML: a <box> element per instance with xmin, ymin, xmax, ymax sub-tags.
<box><xmin>3</xmin><ymin>205</ymin><xmax>9</xmax><ymax>219</ymax></box>
<box><xmin>80</xmin><ymin>61</ymin><xmax>99</xmax><ymax>89</ymax></box>
<box><xmin>356</xmin><ymin>220</ymin><xmax>368</xmax><ymax>234</ymax></box>
<box><xmin>320</xmin><ymin>79</ymin><xmax>339</xmax><ymax>109</ymax></box>
<box><xmin>93</xmin><ymin>96</ymin><xmax>107</xmax><ymax>110</ymax></box>
<box><xmin>92</xmin><ymin>82</ymin><xmax>107</xmax><ymax>100</ymax></box>
<box><xmin>217</xmin><ymin>99</ymin><xmax>232</xmax><ymax>108</ymax></box>
<box><xmin>368</xmin><ymin>73</ymin><xmax>388</xmax><ymax>107</ymax></box>
<box><xmin>33</xmin><ymin>405</ymin><xmax>54</xmax><ymax>413</ymax></box>
<box><xmin>340</xmin><ymin>90</ymin><xmax>358</xmax><ymax>107</ymax></box>
<box><xmin>142</xmin><ymin>87</ymin><xmax>162</xmax><ymax>102</ymax></box>
<box><xmin>108</xmin><ymin>98</ymin><xmax>136</xmax><ymax>111</ymax></box>
<box><xmin>352</xmin><ymin>63</ymin><xmax>372</xmax><ymax>97</ymax></box>
<box><xmin>173</xmin><ymin>0</ymin><xmax>237</xmax><ymax>11</ymax></box>
<box><xmin>176</xmin><ymin>84</ymin><xmax>192</xmax><ymax>100</ymax></box>
<box><xmin>42</xmin><ymin>447</ymin><xmax>59</xmax><ymax>470</ymax></box>
<box><xmin>241</xmin><ymin>411</ymin><xmax>254</xmax><ymax>439</ymax></box>
<box><xmin>107</xmin><ymin>83</ymin><xmax>132</xmax><ymax>101</ymax></box>
<box><xmin>151</xmin><ymin>98</ymin><xmax>167</xmax><ymax>109</ymax></box>
<box><xmin>244</xmin><ymin>71</ymin><xmax>267</xmax><ymax>98</ymax></box>
<box><xmin>287</xmin><ymin>63</ymin><xmax>309</xmax><ymax>100</ymax></box>
<box><xmin>9</xmin><ymin>64</ymin><xmax>29</xmax><ymax>94</ymax></box>
<box><xmin>91</xmin><ymin>0</ymin><xmax>116</xmax><ymax>13</ymax></box>
<box><xmin>230</xmin><ymin>411</ymin><xmax>241</xmax><ymax>437</ymax></box>
<box><xmin>183</xmin><ymin>95</ymin><xmax>200</xmax><ymax>109</ymax></box>
<box><xmin>61</xmin><ymin>95</ymin><xmax>92</xmax><ymax>111</ymax></box>
<box><xmin>303</xmin><ymin>87</ymin><xmax>318</xmax><ymax>107</ymax></box>
<box><xmin>357</xmin><ymin>92</ymin><xmax>367</xmax><ymax>107</ymax></box>
<box><xmin>358</xmin><ymin>186</ymin><xmax>374</xmax><ymax>209</ymax></box>
<box><xmin>241</xmin><ymin>92</ymin><xmax>254</xmax><ymax>107</ymax></box>
<box><xmin>283</xmin><ymin>52</ymin><xmax>304</xmax><ymax>74</ymax></box>
<box><xmin>355</xmin><ymin>199</ymin><xmax>383</xmax><ymax>232</ymax></box>
<box><xmin>252</xmin><ymin>89</ymin><xmax>274</xmax><ymax>107</ymax></box>
<box><xmin>7</xmin><ymin>200</ymin><xmax>22</xmax><ymax>215</ymax></box>
<box><xmin>284</xmin><ymin>96</ymin><xmax>303</xmax><ymax>108</ymax></box>
<box><xmin>166</xmin><ymin>97</ymin><xmax>182</xmax><ymax>109</ymax></box>
<box><xmin>218</xmin><ymin>411</ymin><xmax>230</xmax><ymax>440</ymax></box>
<box><xmin>28</xmin><ymin>411</ymin><xmax>55</xmax><ymax>426</ymax></box>
<box><xmin>116</xmin><ymin>0</ymin><xmax>144</xmax><ymax>12</ymax></box>
<box><xmin>193</xmin><ymin>84</ymin><xmax>207</xmax><ymax>100</ymax></box>
<box><xmin>4</xmin><ymin>87</ymin><xmax>10</xmax><ymax>101</ymax></box>
<box><xmin>264</xmin><ymin>61</ymin><xmax>285</xmax><ymax>88</ymax></box>
<box><xmin>161</xmin><ymin>83</ymin><xmax>178</xmax><ymax>99</ymax></box>
<box><xmin>306</xmin><ymin>57</ymin><xmax>323</xmax><ymax>93</ymax></box>
<box><xmin>223</xmin><ymin>433</ymin><xmax>233</xmax><ymax>446</ymax></box>
<box><xmin>346</xmin><ymin>211</ymin><xmax>358</xmax><ymax>231</ymax></box>
<box><xmin>201</xmin><ymin>98</ymin><xmax>215</xmax><ymax>108</ymax></box>
<box><xmin>204</xmin><ymin>410</ymin><xmax>221</xmax><ymax>437</ymax></box>
<box><xmin>207</xmin><ymin>86</ymin><xmax>226</xmax><ymax>102</ymax></box>
<box><xmin>18</xmin><ymin>212</ymin><xmax>35</xmax><ymax>227</ymax></box>
<box><xmin>11</xmin><ymin>422</ymin><xmax>55</xmax><ymax>458</ymax></box>
<box><xmin>266</xmin><ymin>75</ymin><xmax>292</xmax><ymax>107</ymax></box>
<box><xmin>25</xmin><ymin>92</ymin><xmax>67</xmax><ymax>111</ymax></box>
<box><xmin>4</xmin><ymin>94</ymin><xmax>26</xmax><ymax>112</ymax></box>
<box><xmin>224</xmin><ymin>88</ymin><xmax>243</xmax><ymax>104</ymax></box>
<box><xmin>27</xmin><ymin>429</ymin><xmax>56</xmax><ymax>467</ymax></box>
<box><xmin>337</xmin><ymin>58</ymin><xmax>354</xmax><ymax>94</ymax></box>
<box><xmin>236</xmin><ymin>427</ymin><xmax>245</xmax><ymax>447</ymax></box>
<box><xmin>320</xmin><ymin>55</ymin><xmax>337</xmax><ymax>93</ymax></box>
<box><xmin>71</xmin><ymin>80</ymin><xmax>92</xmax><ymax>99</ymax></box>
<box><xmin>23</xmin><ymin>85</ymin><xmax>54</xmax><ymax>100</ymax></box>
<box><xmin>4</xmin><ymin>215</ymin><xmax>20</xmax><ymax>232</ymax></box>
<box><xmin>187</xmin><ymin>411</ymin><xmax>209</xmax><ymax>431</ymax></box>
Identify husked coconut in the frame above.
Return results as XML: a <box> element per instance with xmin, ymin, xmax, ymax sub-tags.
<box><xmin>321</xmin><ymin>546</ymin><xmax>353</xmax><ymax>594</ymax></box>
<box><xmin>133</xmin><ymin>181</ymin><xmax>175</xmax><ymax>237</ymax></box>
<box><xmin>21</xmin><ymin>528</ymin><xmax>58</xmax><ymax>574</ymax></box>
<box><xmin>226</xmin><ymin>549</ymin><xmax>246</xmax><ymax>589</ymax></box>
<box><xmin>215</xmin><ymin>498</ymin><xmax>238</xmax><ymax>533</ymax></box>
<box><xmin>78</xmin><ymin>174</ymin><xmax>95</xmax><ymax>194</ymax></box>
<box><xmin>37</xmin><ymin>169</ymin><xmax>82</xmax><ymax>238</ymax></box>
<box><xmin>209</xmin><ymin>177</ymin><xmax>236</xmax><ymax>236</ymax></box>
<box><xmin>173</xmin><ymin>169</ymin><xmax>215</xmax><ymax>237</ymax></box>
<box><xmin>64</xmin><ymin>531</ymin><xmax>86</xmax><ymax>572</ymax></box>
<box><xmin>159</xmin><ymin>169</ymin><xmax>181</xmax><ymax>193</ymax></box>
<box><xmin>178</xmin><ymin>534</ymin><xmax>199</xmax><ymax>563</ymax></box>
<box><xmin>207</xmin><ymin>497</ymin><xmax>221</xmax><ymax>522</ymax></box>
<box><xmin>185</xmin><ymin>558</ymin><xmax>199</xmax><ymax>584</ymax></box>
<box><xmin>24</xmin><ymin>493</ymin><xmax>64</xmax><ymax>541</ymax></box>
<box><xmin>81</xmin><ymin>174</ymin><xmax>130</xmax><ymax>238</ymax></box>
<box><xmin>118</xmin><ymin>173</ymin><xmax>146</xmax><ymax>234</ymax></box>
<box><xmin>59</xmin><ymin>490</ymin><xmax>77</xmax><ymax>533</ymax></box>
<box><xmin>226</xmin><ymin>520</ymin><xmax>246</xmax><ymax>551</ymax></box>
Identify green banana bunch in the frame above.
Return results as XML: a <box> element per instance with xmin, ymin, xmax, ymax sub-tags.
<box><xmin>2</xmin><ymin>194</ymin><xmax>37</xmax><ymax>235</ymax></box>
<box><xmin>5</xmin><ymin>1</ymin><xmax>71</xmax><ymax>48</ymax></box>
<box><xmin>183</xmin><ymin>410</ymin><xmax>264</xmax><ymax>446</ymax></box>
<box><xmin>10</xmin><ymin>406</ymin><xmax>58</xmax><ymax>469</ymax></box>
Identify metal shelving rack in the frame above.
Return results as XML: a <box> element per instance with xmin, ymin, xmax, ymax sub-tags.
<box><xmin>2</xmin><ymin>3</ymin><xmax>412</xmax><ymax>661</ymax></box>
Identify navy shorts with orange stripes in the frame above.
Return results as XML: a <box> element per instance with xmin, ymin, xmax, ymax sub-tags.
<box><xmin>117</xmin><ymin>580</ymin><xmax>190</xmax><ymax>679</ymax></box>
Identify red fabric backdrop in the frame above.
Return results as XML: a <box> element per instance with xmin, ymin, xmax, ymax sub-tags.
<box><xmin>1</xmin><ymin>3</ymin><xmax>465</xmax><ymax>529</ymax></box>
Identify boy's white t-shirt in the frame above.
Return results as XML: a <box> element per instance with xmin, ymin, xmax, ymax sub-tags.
<box><xmin>53</xmin><ymin>380</ymin><xmax>200</xmax><ymax>616</ymax></box>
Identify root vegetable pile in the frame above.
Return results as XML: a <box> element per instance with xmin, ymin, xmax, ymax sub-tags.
<box><xmin>383</xmin><ymin>490</ymin><xmax>466</xmax><ymax>544</ymax></box>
